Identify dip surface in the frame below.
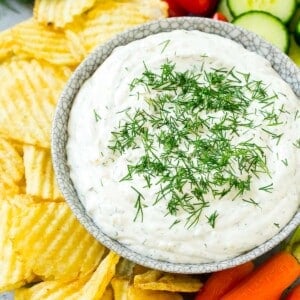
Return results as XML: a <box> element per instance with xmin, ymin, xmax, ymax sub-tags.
<box><xmin>67</xmin><ymin>30</ymin><xmax>300</xmax><ymax>263</ymax></box>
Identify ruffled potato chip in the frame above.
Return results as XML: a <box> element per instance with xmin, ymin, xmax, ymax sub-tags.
<box><xmin>0</xmin><ymin>138</ymin><xmax>24</xmax><ymax>196</ymax></box>
<box><xmin>69</xmin><ymin>0</ymin><xmax>168</xmax><ymax>53</ymax></box>
<box><xmin>0</xmin><ymin>28</ymin><xmax>15</xmax><ymax>61</ymax></box>
<box><xmin>15</xmin><ymin>276</ymin><xmax>88</xmax><ymax>300</ymax></box>
<box><xmin>134</xmin><ymin>270</ymin><xmax>202</xmax><ymax>293</ymax></box>
<box><xmin>34</xmin><ymin>0</ymin><xmax>97</xmax><ymax>28</ymax></box>
<box><xmin>128</xmin><ymin>286</ymin><xmax>184</xmax><ymax>300</ymax></box>
<box><xmin>0</xmin><ymin>58</ymin><xmax>71</xmax><ymax>148</ymax></box>
<box><xmin>0</xmin><ymin>200</ymin><xmax>35</xmax><ymax>292</ymax></box>
<box><xmin>11</xmin><ymin>200</ymin><xmax>105</xmax><ymax>281</ymax></box>
<box><xmin>76</xmin><ymin>251</ymin><xmax>120</xmax><ymax>299</ymax></box>
<box><xmin>12</xmin><ymin>19</ymin><xmax>84</xmax><ymax>65</ymax></box>
<box><xmin>112</xmin><ymin>277</ymin><xmax>184</xmax><ymax>300</ymax></box>
<box><xmin>23</xmin><ymin>145</ymin><xmax>63</xmax><ymax>201</ymax></box>
<box><xmin>15</xmin><ymin>282</ymin><xmax>114</xmax><ymax>300</ymax></box>
<box><xmin>15</xmin><ymin>252</ymin><xmax>119</xmax><ymax>300</ymax></box>
<box><xmin>111</xmin><ymin>277</ymin><xmax>130</xmax><ymax>300</ymax></box>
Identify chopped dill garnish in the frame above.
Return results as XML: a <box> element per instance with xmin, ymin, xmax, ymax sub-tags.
<box><xmin>108</xmin><ymin>60</ymin><xmax>281</xmax><ymax>227</ymax></box>
<box><xmin>116</xmin><ymin>107</ymin><xmax>131</xmax><ymax>114</ymax></box>
<box><xmin>169</xmin><ymin>219</ymin><xmax>181</xmax><ymax>229</ymax></box>
<box><xmin>259</xmin><ymin>183</ymin><xmax>273</xmax><ymax>193</ymax></box>
<box><xmin>242</xmin><ymin>198</ymin><xmax>260</xmax><ymax>207</ymax></box>
<box><xmin>159</xmin><ymin>39</ymin><xmax>171</xmax><ymax>53</ymax></box>
<box><xmin>273</xmin><ymin>223</ymin><xmax>280</xmax><ymax>228</ymax></box>
<box><xmin>281</xmin><ymin>158</ymin><xmax>288</xmax><ymax>166</ymax></box>
<box><xmin>131</xmin><ymin>186</ymin><xmax>145</xmax><ymax>222</ymax></box>
<box><xmin>93</xmin><ymin>109</ymin><xmax>101</xmax><ymax>122</ymax></box>
<box><xmin>206</xmin><ymin>211</ymin><xmax>219</xmax><ymax>228</ymax></box>
<box><xmin>261</xmin><ymin>128</ymin><xmax>283</xmax><ymax>145</ymax></box>
<box><xmin>293</xmin><ymin>139</ymin><xmax>300</xmax><ymax>149</ymax></box>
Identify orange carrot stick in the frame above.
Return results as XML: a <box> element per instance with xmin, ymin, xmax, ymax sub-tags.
<box><xmin>285</xmin><ymin>284</ymin><xmax>300</xmax><ymax>300</ymax></box>
<box><xmin>195</xmin><ymin>261</ymin><xmax>254</xmax><ymax>300</ymax></box>
<box><xmin>220</xmin><ymin>251</ymin><xmax>300</xmax><ymax>300</ymax></box>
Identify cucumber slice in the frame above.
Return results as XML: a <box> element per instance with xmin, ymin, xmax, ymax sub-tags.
<box><xmin>228</xmin><ymin>0</ymin><xmax>296</xmax><ymax>23</ymax></box>
<box><xmin>233</xmin><ymin>11</ymin><xmax>289</xmax><ymax>53</ymax></box>
<box><xmin>295</xmin><ymin>20</ymin><xmax>300</xmax><ymax>45</ymax></box>
<box><xmin>289</xmin><ymin>35</ymin><xmax>300</xmax><ymax>66</ymax></box>
<box><xmin>217</xmin><ymin>0</ymin><xmax>233</xmax><ymax>21</ymax></box>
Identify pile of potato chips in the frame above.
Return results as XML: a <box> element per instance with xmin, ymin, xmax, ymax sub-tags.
<box><xmin>0</xmin><ymin>0</ymin><xmax>203</xmax><ymax>299</ymax></box>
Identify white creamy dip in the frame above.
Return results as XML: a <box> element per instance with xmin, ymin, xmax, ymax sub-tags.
<box><xmin>67</xmin><ymin>30</ymin><xmax>300</xmax><ymax>263</ymax></box>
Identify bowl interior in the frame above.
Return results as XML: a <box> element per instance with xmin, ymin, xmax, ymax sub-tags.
<box><xmin>52</xmin><ymin>17</ymin><xmax>300</xmax><ymax>274</ymax></box>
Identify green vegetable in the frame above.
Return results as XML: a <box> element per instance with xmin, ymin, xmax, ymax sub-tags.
<box><xmin>228</xmin><ymin>0</ymin><xmax>296</xmax><ymax>23</ymax></box>
<box><xmin>233</xmin><ymin>11</ymin><xmax>290</xmax><ymax>53</ymax></box>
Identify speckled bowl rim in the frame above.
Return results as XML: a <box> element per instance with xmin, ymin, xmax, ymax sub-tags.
<box><xmin>52</xmin><ymin>17</ymin><xmax>300</xmax><ymax>274</ymax></box>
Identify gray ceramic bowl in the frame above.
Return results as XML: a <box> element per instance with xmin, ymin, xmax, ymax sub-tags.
<box><xmin>52</xmin><ymin>17</ymin><xmax>300</xmax><ymax>274</ymax></box>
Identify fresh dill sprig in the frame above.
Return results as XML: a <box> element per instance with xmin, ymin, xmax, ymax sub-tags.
<box><xmin>159</xmin><ymin>39</ymin><xmax>171</xmax><ymax>53</ymax></box>
<box><xmin>242</xmin><ymin>198</ymin><xmax>260</xmax><ymax>207</ymax></box>
<box><xmin>281</xmin><ymin>158</ymin><xmax>288</xmax><ymax>166</ymax></box>
<box><xmin>93</xmin><ymin>109</ymin><xmax>101</xmax><ymax>122</ymax></box>
<box><xmin>293</xmin><ymin>139</ymin><xmax>300</xmax><ymax>149</ymax></box>
<box><xmin>259</xmin><ymin>183</ymin><xmax>273</xmax><ymax>193</ymax></box>
<box><xmin>206</xmin><ymin>211</ymin><xmax>219</xmax><ymax>228</ymax></box>
<box><xmin>131</xmin><ymin>186</ymin><xmax>145</xmax><ymax>222</ymax></box>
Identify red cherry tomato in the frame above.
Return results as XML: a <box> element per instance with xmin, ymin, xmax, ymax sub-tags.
<box><xmin>212</xmin><ymin>12</ymin><xmax>228</xmax><ymax>22</ymax></box>
<box><xmin>174</xmin><ymin>0</ymin><xmax>219</xmax><ymax>16</ymax></box>
<box><xmin>164</xmin><ymin>0</ymin><xmax>188</xmax><ymax>17</ymax></box>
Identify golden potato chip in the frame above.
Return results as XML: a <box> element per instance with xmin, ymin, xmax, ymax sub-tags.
<box><xmin>23</xmin><ymin>145</ymin><xmax>63</xmax><ymax>201</ymax></box>
<box><xmin>15</xmin><ymin>252</ymin><xmax>119</xmax><ymax>300</ymax></box>
<box><xmin>128</xmin><ymin>285</ymin><xmax>183</xmax><ymax>300</ymax></box>
<box><xmin>101</xmin><ymin>286</ymin><xmax>114</xmax><ymax>300</ymax></box>
<box><xmin>0</xmin><ymin>138</ymin><xmax>24</xmax><ymax>196</ymax></box>
<box><xmin>73</xmin><ymin>0</ymin><xmax>168</xmax><ymax>53</ymax></box>
<box><xmin>0</xmin><ymin>28</ymin><xmax>15</xmax><ymax>61</ymax></box>
<box><xmin>64</xmin><ymin>29</ymin><xmax>88</xmax><ymax>60</ymax></box>
<box><xmin>15</xmin><ymin>276</ymin><xmax>88</xmax><ymax>300</ymax></box>
<box><xmin>112</xmin><ymin>277</ymin><xmax>183</xmax><ymax>300</ymax></box>
<box><xmin>16</xmin><ymin>283</ymin><xmax>114</xmax><ymax>300</ymax></box>
<box><xmin>76</xmin><ymin>251</ymin><xmax>120</xmax><ymax>299</ymax></box>
<box><xmin>111</xmin><ymin>277</ymin><xmax>130</xmax><ymax>300</ymax></box>
<box><xmin>134</xmin><ymin>270</ymin><xmax>202</xmax><ymax>293</ymax></box>
<box><xmin>0</xmin><ymin>200</ymin><xmax>35</xmax><ymax>292</ymax></box>
<box><xmin>34</xmin><ymin>0</ymin><xmax>97</xmax><ymax>28</ymax></box>
<box><xmin>11</xmin><ymin>200</ymin><xmax>105</xmax><ymax>281</ymax></box>
<box><xmin>12</xmin><ymin>19</ymin><xmax>84</xmax><ymax>65</ymax></box>
<box><xmin>0</xmin><ymin>58</ymin><xmax>71</xmax><ymax>148</ymax></box>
